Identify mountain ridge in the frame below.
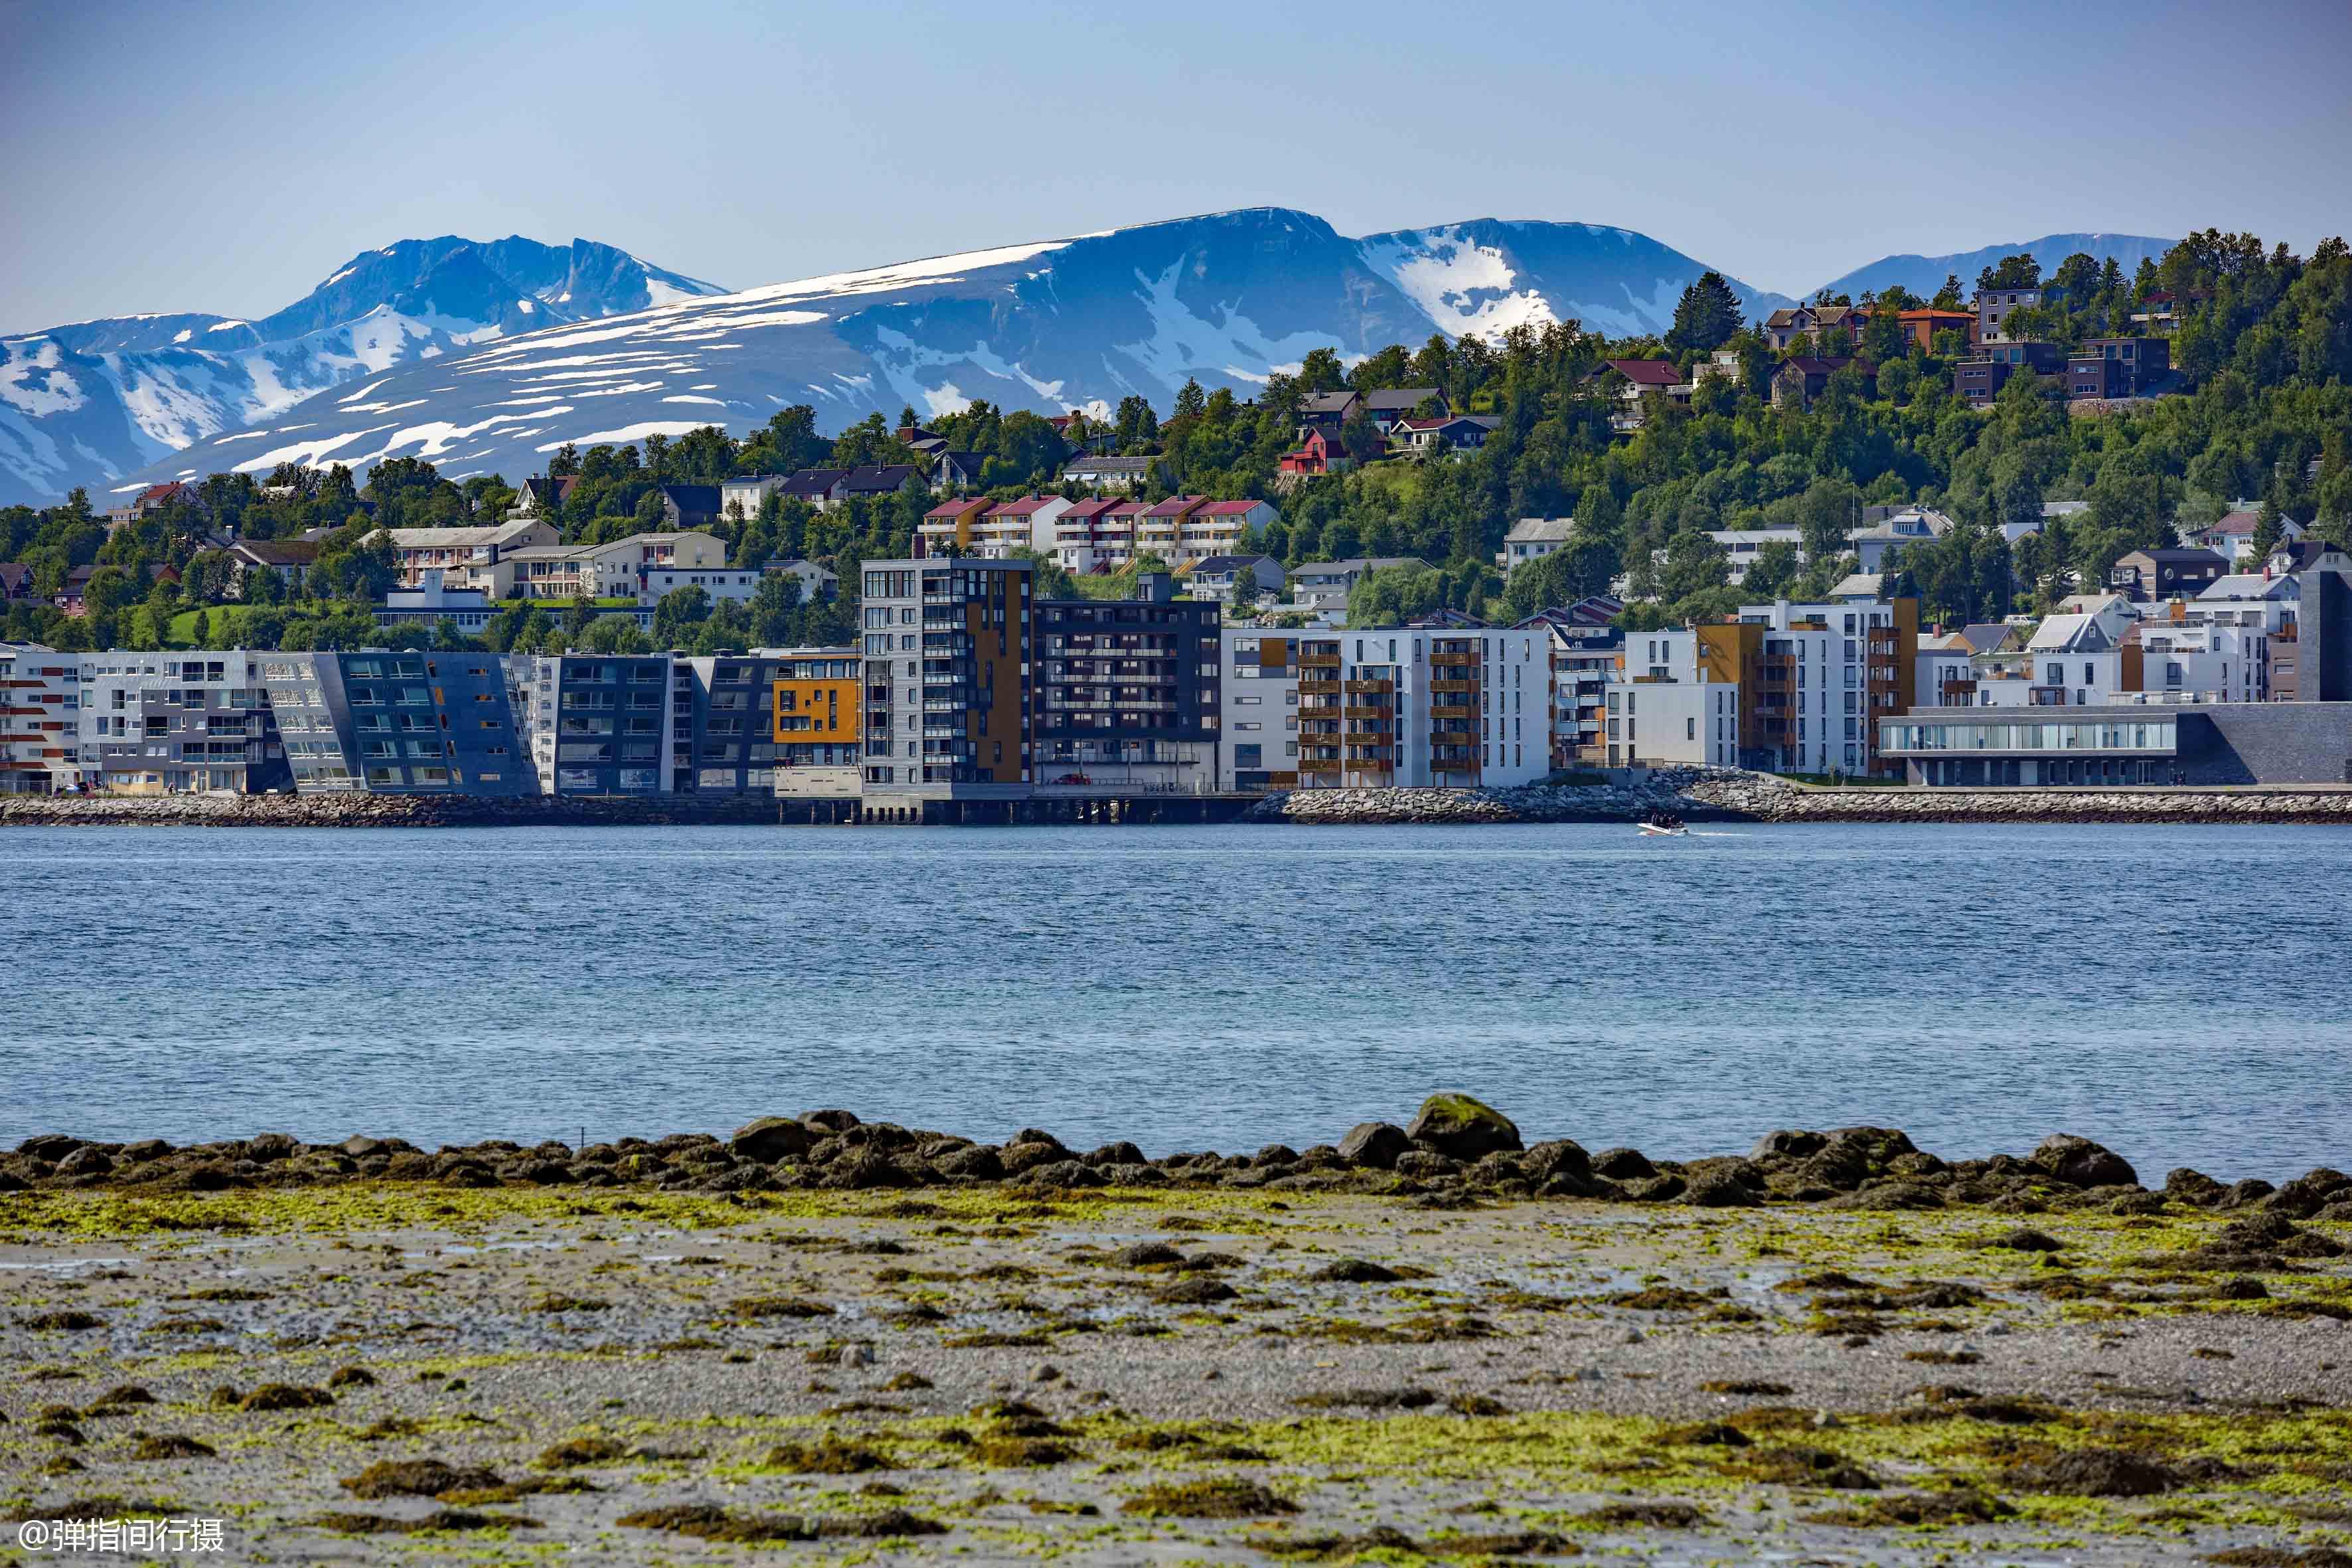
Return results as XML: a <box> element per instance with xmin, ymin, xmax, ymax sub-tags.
<box><xmin>7</xmin><ymin>212</ymin><xmax>2183</xmax><ymax>507</ymax></box>
<box><xmin>0</xmin><ymin>237</ymin><xmax>726</xmax><ymax>507</ymax></box>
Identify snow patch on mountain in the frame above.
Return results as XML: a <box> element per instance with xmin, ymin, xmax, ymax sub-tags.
<box><xmin>1359</xmin><ymin>226</ymin><xmax>1558</xmax><ymax>339</ymax></box>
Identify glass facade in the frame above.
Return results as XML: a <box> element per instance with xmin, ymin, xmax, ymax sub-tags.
<box><xmin>1880</xmin><ymin>718</ymin><xmax>2176</xmax><ymax>754</ymax></box>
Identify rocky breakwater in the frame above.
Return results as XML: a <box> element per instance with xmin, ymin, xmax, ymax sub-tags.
<box><xmin>1248</xmin><ymin>768</ymin><xmax>1759</xmax><ymax>825</ymax></box>
<box><xmin>12</xmin><ymin>1093</ymin><xmax>2346</xmax><ymax>1226</ymax></box>
<box><xmin>1683</xmin><ymin>778</ymin><xmax>2352</xmax><ymax>825</ymax></box>
<box><xmin>0</xmin><ymin>793</ymin><xmax>780</xmax><ymax>828</ymax></box>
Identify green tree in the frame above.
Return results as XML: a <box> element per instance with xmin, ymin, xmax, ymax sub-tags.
<box><xmin>1978</xmin><ymin>254</ymin><xmax>2043</xmax><ymax>290</ymax></box>
<box><xmin>1230</xmin><ymin>564</ymin><xmax>1259</xmax><ymax>607</ymax></box>
<box><xmin>580</xmin><ymin>614</ymin><xmax>651</xmax><ymax>654</ymax></box>
<box><xmin>1931</xmin><ymin>274</ymin><xmax>1966</xmax><ymax>311</ymax></box>
<box><xmin>650</xmin><ymin>583</ymin><xmax>712</xmax><ymax>646</ymax></box>
<box><xmin>1666</xmin><ymin>271</ymin><xmax>1743</xmax><ymax>354</ymax></box>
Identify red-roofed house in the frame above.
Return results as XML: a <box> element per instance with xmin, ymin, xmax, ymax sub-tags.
<box><xmin>1389</xmin><ymin>414</ymin><xmax>1500</xmax><ymax>457</ymax></box>
<box><xmin>976</xmin><ymin>495</ymin><xmax>1074</xmax><ymax>558</ymax></box>
<box><xmin>1138</xmin><ymin>496</ymin><xmax>1206</xmax><ymax>560</ymax></box>
<box><xmin>106</xmin><ymin>481</ymin><xmax>195</xmax><ymax>532</ymax></box>
<box><xmin>1053</xmin><ymin>497</ymin><xmax>1120</xmax><ymax>573</ymax></box>
<box><xmin>1178</xmin><ymin>499</ymin><xmax>1279</xmax><ymax>564</ymax></box>
<box><xmin>917</xmin><ymin>496</ymin><xmax>990</xmax><ymax>555</ymax></box>
<box><xmin>2185</xmin><ymin>508</ymin><xmax>2304</xmax><ymax>565</ymax></box>
<box><xmin>1587</xmin><ymin>359</ymin><xmax>1692</xmax><ymax>431</ymax></box>
<box><xmin>1091</xmin><ymin>499</ymin><xmax>1148</xmax><ymax>570</ymax></box>
<box><xmin>1277</xmin><ymin>426</ymin><xmax>1354</xmax><ymax>489</ymax></box>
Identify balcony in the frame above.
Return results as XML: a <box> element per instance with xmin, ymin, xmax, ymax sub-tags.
<box><xmin>1429</xmin><ymin>679</ymin><xmax>1478</xmax><ymax>695</ymax></box>
<box><xmin>1300</xmin><ymin>653</ymin><xmax>1340</xmax><ymax>668</ymax></box>
<box><xmin>1429</xmin><ymin>729</ymin><xmax>1476</xmax><ymax>746</ymax></box>
<box><xmin>1342</xmin><ymin>705</ymin><xmax>1391</xmax><ymax>721</ymax></box>
<box><xmin>1430</xmin><ymin>704</ymin><xmax>1476</xmax><ymax>721</ymax></box>
<box><xmin>1343</xmin><ymin>679</ymin><xmax>1393</xmax><ymax>695</ymax></box>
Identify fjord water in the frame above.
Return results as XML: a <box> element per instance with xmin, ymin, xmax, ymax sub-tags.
<box><xmin>9</xmin><ymin>823</ymin><xmax>2347</xmax><ymax>1178</ymax></box>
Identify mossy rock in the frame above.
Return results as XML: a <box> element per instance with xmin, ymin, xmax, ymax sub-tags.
<box><xmin>1403</xmin><ymin>1093</ymin><xmax>1522</xmax><ymax>1160</ymax></box>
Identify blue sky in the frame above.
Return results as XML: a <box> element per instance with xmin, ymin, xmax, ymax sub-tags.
<box><xmin>4</xmin><ymin>0</ymin><xmax>2347</xmax><ymax>330</ymax></box>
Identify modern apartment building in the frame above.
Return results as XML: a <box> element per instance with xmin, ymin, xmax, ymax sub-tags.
<box><xmin>858</xmin><ymin>558</ymin><xmax>1033</xmax><ymax>811</ymax></box>
<box><xmin>1218</xmin><ymin>630</ymin><xmax>1301</xmax><ymax>791</ymax></box>
<box><xmin>71</xmin><ymin>653</ymin><xmax>290</xmax><ymax>794</ymax></box>
<box><xmin>518</xmin><ymin>655</ymin><xmax>676</xmax><ymax>794</ymax></box>
<box><xmin>0</xmin><ymin>644</ymin><xmax>78</xmax><ymax>793</ymax></box>
<box><xmin>1607</xmin><ymin>596</ymin><xmax>1919</xmax><ymax>776</ymax></box>
<box><xmin>769</xmin><ymin>647</ymin><xmax>863</xmax><ymax>800</ymax></box>
<box><xmin>1033</xmin><ymin>574</ymin><xmax>1220</xmax><ymax>793</ymax></box>
<box><xmin>260</xmin><ymin>651</ymin><xmax>531</xmax><ymax>795</ymax></box>
<box><xmin>1527</xmin><ymin>620</ymin><xmax>1623</xmax><ymax>767</ymax></box>
<box><xmin>1291</xmin><ymin>625</ymin><xmax>1550</xmax><ymax>789</ymax></box>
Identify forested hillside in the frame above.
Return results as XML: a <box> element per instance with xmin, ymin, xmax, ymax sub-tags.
<box><xmin>5</xmin><ymin>227</ymin><xmax>2346</xmax><ymax>654</ymax></box>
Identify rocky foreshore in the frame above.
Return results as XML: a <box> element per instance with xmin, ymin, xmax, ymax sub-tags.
<box><xmin>0</xmin><ymin>792</ymin><xmax>781</xmax><ymax>828</ymax></box>
<box><xmin>1249</xmin><ymin>771</ymin><xmax>2352</xmax><ymax>826</ymax></box>
<box><xmin>11</xmin><ymin>1096</ymin><xmax>2345</xmax><ymax>1221</ymax></box>
<box><xmin>9</xmin><ymin>1094</ymin><xmax>2351</xmax><ymax>1565</ymax></box>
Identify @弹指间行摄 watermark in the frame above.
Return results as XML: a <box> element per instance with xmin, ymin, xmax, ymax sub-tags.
<box><xmin>16</xmin><ymin>1518</ymin><xmax>226</xmax><ymax>1553</ymax></box>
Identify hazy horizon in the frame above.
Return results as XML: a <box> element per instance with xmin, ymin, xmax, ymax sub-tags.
<box><xmin>3</xmin><ymin>0</ymin><xmax>2347</xmax><ymax>331</ymax></box>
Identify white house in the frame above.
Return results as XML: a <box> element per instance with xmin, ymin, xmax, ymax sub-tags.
<box><xmin>1707</xmin><ymin>527</ymin><xmax>1804</xmax><ymax>586</ymax></box>
<box><xmin>1849</xmin><ymin>508</ymin><xmax>1954</xmax><ymax>572</ymax></box>
<box><xmin>642</xmin><ymin>565</ymin><xmax>763</xmax><ymax>608</ymax></box>
<box><xmin>1498</xmin><ymin>516</ymin><xmax>1574</xmax><ymax>571</ymax></box>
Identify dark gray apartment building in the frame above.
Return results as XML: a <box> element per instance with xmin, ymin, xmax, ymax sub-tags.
<box><xmin>1033</xmin><ymin>572</ymin><xmax>1221</xmax><ymax>790</ymax></box>
<box><xmin>517</xmin><ymin>655</ymin><xmax>675</xmax><ymax>795</ymax></box>
<box><xmin>260</xmin><ymin>651</ymin><xmax>531</xmax><ymax>795</ymax></box>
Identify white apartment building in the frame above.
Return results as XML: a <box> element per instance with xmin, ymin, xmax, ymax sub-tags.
<box><xmin>382</xmin><ymin>519</ymin><xmax>558</xmax><ymax>595</ymax></box>
<box><xmin>1291</xmin><ymin>624</ymin><xmax>1550</xmax><ymax>788</ymax></box>
<box><xmin>643</xmin><ymin>564</ymin><xmax>763</xmax><ymax>608</ymax></box>
<box><xmin>1602</xmin><ymin>665</ymin><xmax>1742</xmax><ymax>768</ymax></box>
<box><xmin>1217</xmin><ymin>629</ymin><xmax>1302</xmax><ymax>790</ymax></box>
<box><xmin>505</xmin><ymin>531</ymin><xmax>727</xmax><ymax>601</ymax></box>
<box><xmin>0</xmin><ymin>643</ymin><xmax>81</xmax><ymax>793</ymax></box>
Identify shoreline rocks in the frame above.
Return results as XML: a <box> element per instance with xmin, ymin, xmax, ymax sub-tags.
<box><xmin>1249</xmin><ymin>771</ymin><xmax>2352</xmax><ymax>827</ymax></box>
<box><xmin>0</xmin><ymin>793</ymin><xmax>781</xmax><ymax>829</ymax></box>
<box><xmin>10</xmin><ymin>1097</ymin><xmax>2344</xmax><ymax>1221</ymax></box>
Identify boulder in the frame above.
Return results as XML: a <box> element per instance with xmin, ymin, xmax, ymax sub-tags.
<box><xmin>2217</xmin><ymin>1178</ymin><xmax>2276</xmax><ymax>1209</ymax></box>
<box><xmin>1403</xmin><ymin>1093</ymin><xmax>1522</xmax><ymax>1160</ymax></box>
<box><xmin>1750</xmin><ymin>1130</ymin><xmax>1828</xmax><ymax>1162</ymax></box>
<box><xmin>2029</xmin><ymin>1135</ymin><xmax>2138</xmax><ymax>1190</ymax></box>
<box><xmin>801</xmin><ymin>1109</ymin><xmax>861</xmax><ymax>1133</ymax></box>
<box><xmin>1683</xmin><ymin>1170</ymin><xmax>1760</xmax><ymax>1208</ymax></box>
<box><xmin>2163</xmin><ymin>1168</ymin><xmax>2226</xmax><ymax>1206</ymax></box>
<box><xmin>1086</xmin><ymin>1141</ymin><xmax>1146</xmax><ymax>1167</ymax></box>
<box><xmin>935</xmin><ymin>1144</ymin><xmax>1005</xmax><ymax>1180</ymax></box>
<box><xmin>1591</xmin><ymin>1146</ymin><xmax>1656</xmax><ymax>1180</ymax></box>
<box><xmin>244</xmin><ymin>1133</ymin><xmax>299</xmax><ymax>1163</ymax></box>
<box><xmin>338</xmin><ymin>1137</ymin><xmax>386</xmax><ymax>1160</ymax></box>
<box><xmin>1521</xmin><ymin>1139</ymin><xmax>1592</xmax><ymax>1182</ymax></box>
<box><xmin>17</xmin><ymin>1134</ymin><xmax>81</xmax><ymax>1162</ymax></box>
<box><xmin>1337</xmin><ymin>1123</ymin><xmax>1412</xmax><ymax>1170</ymax></box>
<box><xmin>731</xmin><ymin>1117</ymin><xmax>813</xmax><ymax>1164</ymax></box>
<box><xmin>1000</xmin><ymin>1140</ymin><xmax>1070</xmax><ymax>1176</ymax></box>
<box><xmin>2267</xmin><ymin>1168</ymin><xmax>2351</xmax><ymax>1217</ymax></box>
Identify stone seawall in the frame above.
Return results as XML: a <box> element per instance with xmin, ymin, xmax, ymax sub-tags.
<box><xmin>0</xmin><ymin>793</ymin><xmax>783</xmax><ymax>828</ymax></box>
<box><xmin>1249</xmin><ymin>772</ymin><xmax>2352</xmax><ymax>826</ymax></box>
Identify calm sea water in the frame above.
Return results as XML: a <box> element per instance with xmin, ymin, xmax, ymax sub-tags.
<box><xmin>7</xmin><ymin>823</ymin><xmax>2347</xmax><ymax>1179</ymax></box>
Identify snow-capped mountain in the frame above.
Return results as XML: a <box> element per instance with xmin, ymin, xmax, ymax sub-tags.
<box><xmin>94</xmin><ymin>208</ymin><xmax>1795</xmax><ymax>499</ymax></box>
<box><xmin>1810</xmin><ymin>232</ymin><xmax>2175</xmax><ymax>304</ymax></box>
<box><xmin>0</xmin><ymin>238</ymin><xmax>725</xmax><ymax>506</ymax></box>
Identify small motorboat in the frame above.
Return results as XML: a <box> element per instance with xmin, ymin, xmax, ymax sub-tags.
<box><xmin>1638</xmin><ymin>813</ymin><xmax>1689</xmax><ymax>837</ymax></box>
